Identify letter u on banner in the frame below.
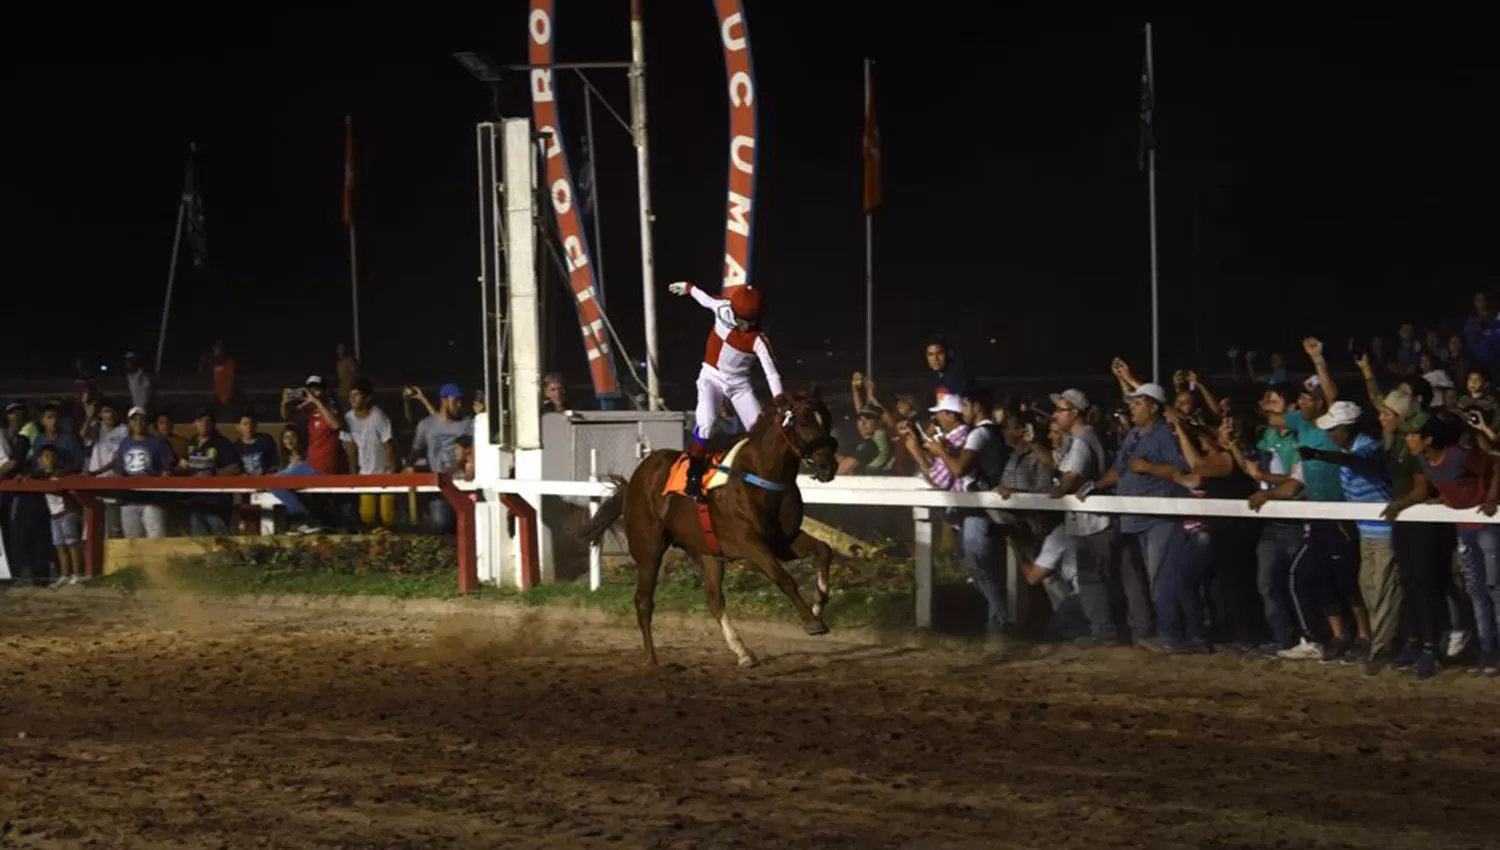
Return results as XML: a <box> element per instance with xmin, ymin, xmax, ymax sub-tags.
<box><xmin>527</xmin><ymin>0</ymin><xmax>620</xmax><ymax>400</ymax></box>
<box><xmin>714</xmin><ymin>0</ymin><xmax>757</xmax><ymax>292</ymax></box>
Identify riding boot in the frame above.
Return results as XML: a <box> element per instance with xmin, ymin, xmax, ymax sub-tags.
<box><xmin>684</xmin><ymin>450</ymin><xmax>708</xmax><ymax>502</ymax></box>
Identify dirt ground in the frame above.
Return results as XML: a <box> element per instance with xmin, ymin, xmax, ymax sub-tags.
<box><xmin>2</xmin><ymin>590</ymin><xmax>1499</xmax><ymax>849</ymax></box>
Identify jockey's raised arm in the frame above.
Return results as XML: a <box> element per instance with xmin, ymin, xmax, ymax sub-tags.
<box><xmin>754</xmin><ymin>335</ymin><xmax>784</xmax><ymax>399</ymax></box>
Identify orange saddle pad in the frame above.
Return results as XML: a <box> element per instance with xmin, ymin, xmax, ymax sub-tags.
<box><xmin>661</xmin><ymin>440</ymin><xmax>746</xmax><ymax>497</ymax></box>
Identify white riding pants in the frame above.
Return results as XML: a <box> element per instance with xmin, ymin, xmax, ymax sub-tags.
<box><xmin>695</xmin><ymin>365</ymin><xmax>763</xmax><ymax>441</ymax></box>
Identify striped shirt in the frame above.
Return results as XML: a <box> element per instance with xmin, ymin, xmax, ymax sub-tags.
<box><xmin>1338</xmin><ymin>433</ymin><xmax>1394</xmax><ymax>540</ymax></box>
<box><xmin>919</xmin><ymin>424</ymin><xmax>972</xmax><ymax>492</ymax></box>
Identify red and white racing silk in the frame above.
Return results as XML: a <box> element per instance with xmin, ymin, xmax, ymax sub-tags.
<box><xmin>683</xmin><ymin>284</ymin><xmax>784</xmax><ymax>398</ymax></box>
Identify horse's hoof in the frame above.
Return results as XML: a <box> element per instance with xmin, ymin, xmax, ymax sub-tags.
<box><xmin>804</xmin><ymin>620</ymin><xmax>829</xmax><ymax>636</ymax></box>
<box><xmin>737</xmin><ymin>654</ymin><xmax>760</xmax><ymax>669</ymax></box>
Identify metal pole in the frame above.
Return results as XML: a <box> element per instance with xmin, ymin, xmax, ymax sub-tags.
<box><xmin>864</xmin><ymin>59</ymin><xmax>874</xmax><ymax>383</ymax></box>
<box><xmin>1146</xmin><ymin>23</ymin><xmax>1160</xmax><ymax>383</ymax></box>
<box><xmin>588</xmin><ymin>448</ymin><xmax>602</xmax><ymax>591</ymax></box>
<box><xmin>631</xmin><ymin>0</ymin><xmax>661</xmax><ymax>410</ymax></box>
<box><xmin>477</xmin><ymin>123</ymin><xmax>492</xmax><ymax>441</ymax></box>
<box><xmin>155</xmin><ymin>145</ymin><xmax>192</xmax><ymax>376</ymax></box>
<box><xmin>583</xmin><ymin>84</ymin><xmax>607</xmax><ymax>309</ymax></box>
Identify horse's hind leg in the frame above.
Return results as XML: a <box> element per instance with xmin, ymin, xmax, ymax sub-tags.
<box><xmin>698</xmin><ymin>554</ymin><xmax>757</xmax><ymax>668</ymax></box>
<box><xmin>629</xmin><ymin>533</ymin><xmax>668</xmax><ymax>667</ymax></box>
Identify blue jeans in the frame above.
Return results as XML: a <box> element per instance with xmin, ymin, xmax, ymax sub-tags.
<box><xmin>957</xmin><ymin>515</ymin><xmax>1006</xmax><ymax>633</ymax></box>
<box><xmin>272</xmin><ymin>463</ymin><xmax>315</xmax><ymax>518</ymax></box>
<box><xmin>1456</xmin><ymin>526</ymin><xmax>1500</xmax><ymax>654</ymax></box>
<box><xmin>1119</xmin><ymin>519</ymin><xmax>1185</xmax><ymax>640</ymax></box>
<box><xmin>1157</xmin><ymin>528</ymin><xmax>1211</xmax><ymax>643</ymax></box>
<box><xmin>189</xmin><ymin>510</ymin><xmax>229</xmax><ymax>537</ymax></box>
<box><xmin>1256</xmin><ymin>522</ymin><xmax>1303</xmax><ymax>649</ymax></box>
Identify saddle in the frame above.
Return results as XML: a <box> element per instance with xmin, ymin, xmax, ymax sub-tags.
<box><xmin>661</xmin><ymin>439</ymin><xmax>748</xmax><ymax>498</ymax></box>
<box><xmin>662</xmin><ymin>439</ymin><xmax>749</xmax><ymax>556</ymax></box>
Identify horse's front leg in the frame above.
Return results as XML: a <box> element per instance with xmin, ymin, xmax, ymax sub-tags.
<box><xmin>786</xmin><ymin>531</ymin><xmax>833</xmax><ymax>618</ymax></box>
<box><xmin>738</xmin><ymin>539</ymin><xmax>828</xmax><ymax>635</ymax></box>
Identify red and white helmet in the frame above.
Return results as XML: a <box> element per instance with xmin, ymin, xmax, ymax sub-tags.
<box><xmin>727</xmin><ymin>286</ymin><xmax>762</xmax><ymax>322</ymax></box>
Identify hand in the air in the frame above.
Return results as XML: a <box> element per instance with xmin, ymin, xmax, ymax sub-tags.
<box><xmin>668</xmin><ymin>281</ymin><xmax>691</xmax><ymax>296</ymax></box>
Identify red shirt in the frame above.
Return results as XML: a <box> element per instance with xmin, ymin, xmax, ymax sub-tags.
<box><xmin>305</xmin><ymin>409</ymin><xmax>339</xmax><ymax>474</ymax></box>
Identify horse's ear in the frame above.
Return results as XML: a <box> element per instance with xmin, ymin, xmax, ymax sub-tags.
<box><xmin>773</xmin><ymin>393</ymin><xmax>791</xmax><ymax>410</ymax></box>
<box><xmin>804</xmin><ymin>383</ymin><xmax>822</xmax><ymax>401</ymax></box>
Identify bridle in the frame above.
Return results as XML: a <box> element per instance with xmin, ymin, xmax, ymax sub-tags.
<box><xmin>776</xmin><ymin>405</ymin><xmax>837</xmax><ymax>462</ymax></box>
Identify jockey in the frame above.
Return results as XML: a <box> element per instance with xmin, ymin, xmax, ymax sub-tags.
<box><xmin>667</xmin><ymin>280</ymin><xmax>784</xmax><ymax>500</ymax></box>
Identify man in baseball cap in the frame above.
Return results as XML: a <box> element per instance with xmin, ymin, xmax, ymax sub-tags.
<box><xmin>1048</xmin><ymin>386</ymin><xmax>1117</xmax><ymax>644</ymax></box>
<box><xmin>1081</xmin><ymin>374</ymin><xmax>1190</xmax><ymax>650</ymax></box>
<box><xmin>1049</xmin><ymin>388</ymin><xmax>1090</xmax><ymax>414</ymax></box>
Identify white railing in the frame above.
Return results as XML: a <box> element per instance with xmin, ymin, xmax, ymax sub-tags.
<box><xmin>484</xmin><ymin>473</ymin><xmax>1500</xmax><ymax>628</ymax></box>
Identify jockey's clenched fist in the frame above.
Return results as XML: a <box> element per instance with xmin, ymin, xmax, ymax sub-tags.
<box><xmin>668</xmin><ymin>281</ymin><xmax>691</xmax><ymax>296</ymax></box>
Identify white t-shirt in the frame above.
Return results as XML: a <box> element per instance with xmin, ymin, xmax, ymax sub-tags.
<box><xmin>86</xmin><ymin>423</ymin><xmax>130</xmax><ymax>475</ymax></box>
<box><xmin>341</xmin><ymin>407</ymin><xmax>395</xmax><ymax>474</ymax></box>
<box><xmin>959</xmin><ymin>419</ymin><xmax>996</xmax><ymax>491</ymax></box>
<box><xmin>1034</xmin><ymin>524</ymin><xmax>1079</xmax><ymax>589</ymax></box>
<box><xmin>1058</xmin><ymin>427</ymin><xmax>1111</xmax><ymax>537</ymax></box>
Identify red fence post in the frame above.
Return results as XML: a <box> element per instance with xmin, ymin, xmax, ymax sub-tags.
<box><xmin>499</xmin><ymin>494</ymin><xmax>539</xmax><ymax>590</ymax></box>
<box><xmin>439</xmin><ymin>476</ymin><xmax>478</xmax><ymax>594</ymax></box>
<box><xmin>73</xmin><ymin>491</ymin><xmax>106</xmax><ymax>579</ymax></box>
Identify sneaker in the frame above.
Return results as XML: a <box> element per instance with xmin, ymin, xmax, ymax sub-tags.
<box><xmin>1340</xmin><ymin>638</ymin><xmax>1372</xmax><ymax>666</ymax></box>
<box><xmin>1448</xmin><ymin>630</ymin><xmax>1471</xmax><ymax>660</ymax></box>
<box><xmin>1278</xmin><ymin>639</ymin><xmax>1324</xmax><ymax>661</ymax></box>
<box><xmin>1320</xmin><ymin>640</ymin><xmax>1351</xmax><ymax>664</ymax></box>
<box><xmin>289</xmin><ymin>523</ymin><xmax>324</xmax><ymax>536</ymax></box>
<box><xmin>67</xmin><ymin>575</ymin><xmax>80</xmax><ymax>586</ymax></box>
<box><xmin>1484</xmin><ymin>652</ymin><xmax>1500</xmax><ymax>677</ymax></box>
<box><xmin>1363</xmin><ymin>652</ymin><xmax>1387</xmax><ymax>677</ymax></box>
<box><xmin>48</xmin><ymin>576</ymin><xmax>68</xmax><ymax>589</ymax></box>
<box><xmin>1415</xmin><ymin>649</ymin><xmax>1441</xmax><ymax>681</ymax></box>
<box><xmin>1389</xmin><ymin>641</ymin><xmax>1421</xmax><ymax>671</ymax></box>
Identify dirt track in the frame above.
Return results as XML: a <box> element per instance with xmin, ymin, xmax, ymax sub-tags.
<box><xmin>2</xmin><ymin>590</ymin><xmax>1499</xmax><ymax>849</ymax></box>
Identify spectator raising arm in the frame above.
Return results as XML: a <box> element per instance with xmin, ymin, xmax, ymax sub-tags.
<box><xmin>1304</xmin><ymin>337</ymin><xmax>1339</xmax><ymax>404</ymax></box>
<box><xmin>1188</xmin><ymin>371</ymin><xmax>1221</xmax><ymax>418</ymax></box>
<box><xmin>1355</xmin><ymin>352</ymin><xmax>1386</xmax><ymax>411</ymax></box>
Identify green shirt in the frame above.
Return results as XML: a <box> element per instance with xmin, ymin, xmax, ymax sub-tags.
<box><xmin>1257</xmin><ymin>426</ymin><xmax>1302</xmax><ymax>492</ymax></box>
<box><xmin>1383</xmin><ymin>433</ymin><xmax>1421</xmax><ymax>499</ymax></box>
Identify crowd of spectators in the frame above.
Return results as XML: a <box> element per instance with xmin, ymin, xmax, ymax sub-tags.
<box><xmin>837</xmin><ymin>293</ymin><xmax>1500</xmax><ymax>681</ymax></box>
<box><xmin>0</xmin><ymin>345</ymin><xmax>478</xmax><ymax>587</ymax></box>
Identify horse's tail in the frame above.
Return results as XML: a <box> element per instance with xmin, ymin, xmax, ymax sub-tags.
<box><xmin>577</xmin><ymin>475</ymin><xmax>628</xmax><ymax>544</ymax></box>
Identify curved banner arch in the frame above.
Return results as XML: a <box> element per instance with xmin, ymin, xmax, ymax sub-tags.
<box><xmin>714</xmin><ymin>0</ymin><xmax>756</xmax><ymax>291</ymax></box>
<box><xmin>528</xmin><ymin>0</ymin><xmax>620</xmax><ymax>401</ymax></box>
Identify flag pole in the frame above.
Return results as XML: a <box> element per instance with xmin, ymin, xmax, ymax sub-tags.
<box><xmin>156</xmin><ymin>142</ymin><xmax>193</xmax><ymax>376</ymax></box>
<box><xmin>863</xmin><ymin>57</ymin><xmax>875</xmax><ymax>383</ymax></box>
<box><xmin>346</xmin><ymin>114</ymin><xmax>361</xmax><ymax>362</ymax></box>
<box><xmin>1145</xmin><ymin>23</ymin><xmax>1160</xmax><ymax>383</ymax></box>
<box><xmin>583</xmin><ymin>85</ymin><xmax>607</xmax><ymax>310</ymax></box>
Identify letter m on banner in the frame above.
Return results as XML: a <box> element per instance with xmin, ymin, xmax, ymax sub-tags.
<box><xmin>528</xmin><ymin>0</ymin><xmax>621</xmax><ymax>402</ymax></box>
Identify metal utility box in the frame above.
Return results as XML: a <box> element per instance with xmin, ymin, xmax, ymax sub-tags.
<box><xmin>539</xmin><ymin>410</ymin><xmax>688</xmax><ymax>578</ymax></box>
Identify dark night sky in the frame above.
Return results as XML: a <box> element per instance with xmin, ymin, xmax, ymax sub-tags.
<box><xmin>3</xmin><ymin>2</ymin><xmax>1497</xmax><ymax>395</ymax></box>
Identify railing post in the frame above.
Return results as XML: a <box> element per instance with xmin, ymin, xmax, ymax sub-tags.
<box><xmin>75</xmin><ymin>491</ymin><xmax>106</xmax><ymax>579</ymax></box>
<box><xmin>912</xmin><ymin>507</ymin><xmax>935</xmax><ymax>629</ymax></box>
<box><xmin>438</xmin><ymin>476</ymin><xmax>478</xmax><ymax>594</ymax></box>
<box><xmin>588</xmin><ymin>448</ymin><xmax>602</xmax><ymax>591</ymax></box>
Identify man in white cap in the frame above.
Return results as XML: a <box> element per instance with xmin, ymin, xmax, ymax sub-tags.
<box><xmin>1081</xmin><ymin>381</ymin><xmax>1190</xmax><ymax>648</ymax></box>
<box><xmin>1048</xmin><ymin>388</ymin><xmax>1117</xmax><ymax>644</ymax></box>
<box><xmin>1298</xmin><ymin>400</ymin><xmax>1385</xmax><ymax>671</ymax></box>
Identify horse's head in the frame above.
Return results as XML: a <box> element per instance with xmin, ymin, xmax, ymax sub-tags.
<box><xmin>773</xmin><ymin>390</ymin><xmax>839</xmax><ymax>482</ymax></box>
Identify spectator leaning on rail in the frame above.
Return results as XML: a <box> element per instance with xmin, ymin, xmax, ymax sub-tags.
<box><xmin>406</xmin><ymin>383</ymin><xmax>473</xmax><ymax>533</ymax></box>
<box><xmin>1252</xmin><ymin>337</ymin><xmax>1369</xmax><ymax>663</ymax></box>
<box><xmin>1082</xmin><ymin>372</ymin><xmax>1189</xmax><ymax>646</ymax></box>
<box><xmin>1047</xmin><ymin>388</ymin><xmax>1118</xmax><ymax>645</ymax></box>
<box><xmin>1298</xmin><ymin>400</ymin><xmax>1401</xmax><ymax>674</ymax></box>
<box><xmin>838</xmin><ymin>404</ymin><xmax>894</xmax><ymax>476</ymax></box>
<box><xmin>114</xmin><ymin>406</ymin><xmax>176</xmax><ymax>539</ymax></box>
<box><xmin>1419</xmin><ymin>415</ymin><xmax>1500</xmax><ymax>676</ymax></box>
<box><xmin>179</xmin><ymin>408</ymin><xmax>241</xmax><ymax>537</ymax></box>
<box><xmin>33</xmin><ymin>444</ymin><xmax>83</xmax><ymax>587</ymax></box>
<box><xmin>929</xmin><ymin>389</ymin><xmax>1008</xmax><ymax>637</ymax></box>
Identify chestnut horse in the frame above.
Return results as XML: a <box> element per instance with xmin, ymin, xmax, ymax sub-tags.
<box><xmin>579</xmin><ymin>393</ymin><xmax>839</xmax><ymax>667</ymax></box>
